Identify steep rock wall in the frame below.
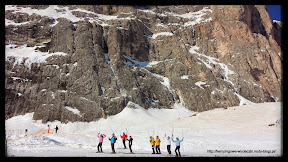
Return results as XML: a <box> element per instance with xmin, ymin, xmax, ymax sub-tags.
<box><xmin>5</xmin><ymin>5</ymin><xmax>281</xmax><ymax>122</ymax></box>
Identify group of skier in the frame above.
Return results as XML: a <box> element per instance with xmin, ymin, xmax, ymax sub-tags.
<box><xmin>150</xmin><ymin>135</ymin><xmax>184</xmax><ymax>157</ymax></box>
<box><xmin>96</xmin><ymin>131</ymin><xmax>184</xmax><ymax>157</ymax></box>
<box><xmin>96</xmin><ymin>132</ymin><xmax>133</xmax><ymax>154</ymax></box>
<box><xmin>46</xmin><ymin>124</ymin><xmax>59</xmax><ymax>134</ymax></box>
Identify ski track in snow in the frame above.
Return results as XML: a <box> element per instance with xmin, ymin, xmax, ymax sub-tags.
<box><xmin>6</xmin><ymin>102</ymin><xmax>281</xmax><ymax>157</ymax></box>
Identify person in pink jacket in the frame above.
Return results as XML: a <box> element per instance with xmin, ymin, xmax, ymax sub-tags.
<box><xmin>97</xmin><ymin>133</ymin><xmax>106</xmax><ymax>153</ymax></box>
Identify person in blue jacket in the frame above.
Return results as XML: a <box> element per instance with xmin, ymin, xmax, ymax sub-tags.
<box><xmin>172</xmin><ymin>135</ymin><xmax>184</xmax><ymax>157</ymax></box>
<box><xmin>109</xmin><ymin>133</ymin><xmax>117</xmax><ymax>153</ymax></box>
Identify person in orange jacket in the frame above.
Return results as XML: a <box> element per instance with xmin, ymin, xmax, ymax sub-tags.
<box><xmin>48</xmin><ymin>125</ymin><xmax>51</xmax><ymax>133</ymax></box>
<box><xmin>120</xmin><ymin>132</ymin><xmax>127</xmax><ymax>149</ymax></box>
<box><xmin>150</xmin><ymin>136</ymin><xmax>155</xmax><ymax>154</ymax></box>
<box><xmin>155</xmin><ymin>136</ymin><xmax>161</xmax><ymax>154</ymax></box>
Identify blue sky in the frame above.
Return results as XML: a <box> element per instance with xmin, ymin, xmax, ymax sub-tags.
<box><xmin>266</xmin><ymin>5</ymin><xmax>282</xmax><ymax>21</ymax></box>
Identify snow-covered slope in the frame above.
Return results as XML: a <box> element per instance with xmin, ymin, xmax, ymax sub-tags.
<box><xmin>6</xmin><ymin>44</ymin><xmax>68</xmax><ymax>71</ymax></box>
<box><xmin>5</xmin><ymin>5</ymin><xmax>134</xmax><ymax>26</ymax></box>
<box><xmin>6</xmin><ymin>102</ymin><xmax>281</xmax><ymax>157</ymax></box>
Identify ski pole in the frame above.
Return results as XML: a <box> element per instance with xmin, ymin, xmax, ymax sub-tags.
<box><xmin>109</xmin><ymin>124</ymin><xmax>114</xmax><ymax>134</ymax></box>
<box><xmin>156</xmin><ymin>129</ymin><xmax>159</xmax><ymax>137</ymax></box>
<box><xmin>110</xmin><ymin>126</ymin><xmax>113</xmax><ymax>133</ymax></box>
<box><xmin>126</xmin><ymin>128</ymin><xmax>129</xmax><ymax>136</ymax></box>
<box><xmin>99</xmin><ymin>121</ymin><xmax>101</xmax><ymax>133</ymax></box>
<box><xmin>182</xmin><ymin>128</ymin><xmax>184</xmax><ymax>152</ymax></box>
<box><xmin>108</xmin><ymin>115</ymin><xmax>114</xmax><ymax>133</ymax></box>
<box><xmin>147</xmin><ymin>129</ymin><xmax>150</xmax><ymax>137</ymax></box>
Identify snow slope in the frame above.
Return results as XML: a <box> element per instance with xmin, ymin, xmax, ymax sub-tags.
<box><xmin>6</xmin><ymin>44</ymin><xmax>68</xmax><ymax>71</ymax></box>
<box><xmin>6</xmin><ymin>102</ymin><xmax>281</xmax><ymax>157</ymax></box>
<box><xmin>5</xmin><ymin>5</ymin><xmax>134</xmax><ymax>27</ymax></box>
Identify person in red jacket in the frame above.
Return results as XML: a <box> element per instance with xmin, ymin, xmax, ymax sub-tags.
<box><xmin>120</xmin><ymin>132</ymin><xmax>127</xmax><ymax>149</ymax></box>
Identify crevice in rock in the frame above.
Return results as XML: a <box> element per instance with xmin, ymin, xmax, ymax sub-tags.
<box><xmin>71</xmin><ymin>23</ymin><xmax>76</xmax><ymax>53</ymax></box>
<box><xmin>268</xmin><ymin>53</ymin><xmax>279</xmax><ymax>81</ymax></box>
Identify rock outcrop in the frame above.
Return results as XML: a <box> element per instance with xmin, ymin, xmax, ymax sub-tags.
<box><xmin>5</xmin><ymin>5</ymin><xmax>281</xmax><ymax>123</ymax></box>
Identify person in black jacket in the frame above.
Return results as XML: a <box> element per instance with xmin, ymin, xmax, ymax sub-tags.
<box><xmin>55</xmin><ymin>125</ymin><xmax>59</xmax><ymax>134</ymax></box>
<box><xmin>127</xmin><ymin>136</ymin><xmax>133</xmax><ymax>153</ymax></box>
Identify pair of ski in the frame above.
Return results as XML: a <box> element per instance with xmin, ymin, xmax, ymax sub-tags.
<box><xmin>96</xmin><ymin>151</ymin><xmax>134</xmax><ymax>154</ymax></box>
<box><xmin>96</xmin><ymin>151</ymin><xmax>116</xmax><ymax>154</ymax></box>
<box><xmin>166</xmin><ymin>154</ymin><xmax>182</xmax><ymax>157</ymax></box>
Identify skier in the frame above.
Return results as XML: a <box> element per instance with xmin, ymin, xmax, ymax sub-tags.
<box><xmin>172</xmin><ymin>136</ymin><xmax>184</xmax><ymax>157</ymax></box>
<box><xmin>55</xmin><ymin>125</ymin><xmax>59</xmax><ymax>134</ymax></box>
<box><xmin>120</xmin><ymin>132</ymin><xmax>127</xmax><ymax>149</ymax></box>
<box><xmin>167</xmin><ymin>136</ymin><xmax>172</xmax><ymax>154</ymax></box>
<box><xmin>149</xmin><ymin>136</ymin><xmax>155</xmax><ymax>154</ymax></box>
<box><xmin>47</xmin><ymin>125</ymin><xmax>51</xmax><ymax>133</ymax></box>
<box><xmin>97</xmin><ymin>133</ymin><xmax>106</xmax><ymax>153</ymax></box>
<box><xmin>155</xmin><ymin>136</ymin><xmax>161</xmax><ymax>154</ymax></box>
<box><xmin>109</xmin><ymin>133</ymin><xmax>117</xmax><ymax>153</ymax></box>
<box><xmin>127</xmin><ymin>136</ymin><xmax>133</xmax><ymax>153</ymax></box>
<box><xmin>25</xmin><ymin>129</ymin><xmax>28</xmax><ymax>137</ymax></box>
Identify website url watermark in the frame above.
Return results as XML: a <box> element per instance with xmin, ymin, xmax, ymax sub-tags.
<box><xmin>207</xmin><ymin>150</ymin><xmax>277</xmax><ymax>154</ymax></box>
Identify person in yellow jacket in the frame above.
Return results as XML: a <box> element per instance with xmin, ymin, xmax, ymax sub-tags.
<box><xmin>150</xmin><ymin>136</ymin><xmax>155</xmax><ymax>154</ymax></box>
<box><xmin>155</xmin><ymin>136</ymin><xmax>161</xmax><ymax>154</ymax></box>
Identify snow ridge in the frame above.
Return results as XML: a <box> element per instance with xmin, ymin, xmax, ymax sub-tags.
<box><xmin>189</xmin><ymin>45</ymin><xmax>254</xmax><ymax>105</ymax></box>
<box><xmin>5</xmin><ymin>5</ymin><xmax>135</xmax><ymax>27</ymax></box>
<box><xmin>189</xmin><ymin>45</ymin><xmax>236</xmax><ymax>87</ymax></box>
<box><xmin>64</xmin><ymin>106</ymin><xmax>82</xmax><ymax>117</ymax></box>
<box><xmin>6</xmin><ymin>44</ymin><xmax>68</xmax><ymax>71</ymax></box>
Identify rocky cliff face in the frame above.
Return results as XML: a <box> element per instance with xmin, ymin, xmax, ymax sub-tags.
<box><xmin>5</xmin><ymin>5</ymin><xmax>281</xmax><ymax>123</ymax></box>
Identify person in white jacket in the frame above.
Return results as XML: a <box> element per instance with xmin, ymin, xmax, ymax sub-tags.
<box><xmin>172</xmin><ymin>136</ymin><xmax>184</xmax><ymax>157</ymax></box>
<box><xmin>167</xmin><ymin>136</ymin><xmax>172</xmax><ymax>154</ymax></box>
